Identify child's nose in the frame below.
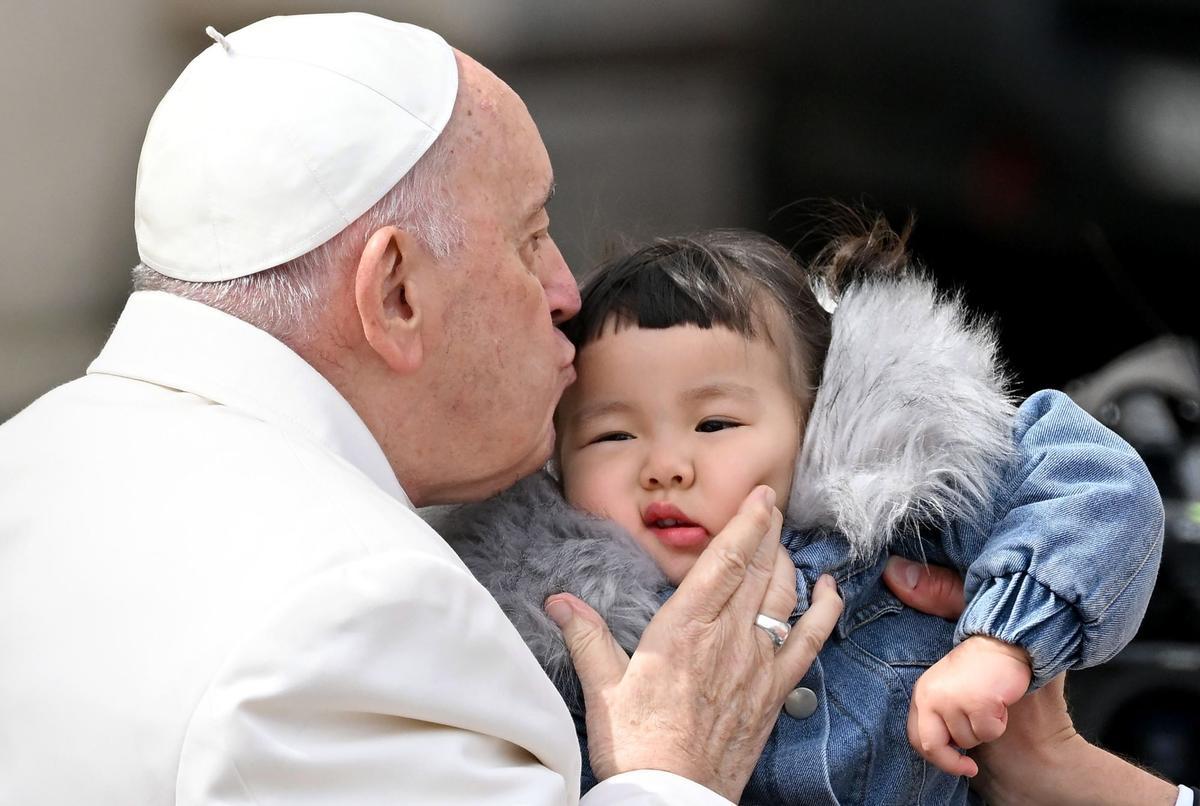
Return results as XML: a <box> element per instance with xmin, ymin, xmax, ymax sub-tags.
<box><xmin>640</xmin><ymin>451</ymin><xmax>694</xmax><ymax>490</ymax></box>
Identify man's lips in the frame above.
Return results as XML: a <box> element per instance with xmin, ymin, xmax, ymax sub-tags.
<box><xmin>643</xmin><ymin>501</ymin><xmax>709</xmax><ymax>549</ymax></box>
<box><xmin>555</xmin><ymin>328</ymin><xmax>576</xmax><ymax>369</ymax></box>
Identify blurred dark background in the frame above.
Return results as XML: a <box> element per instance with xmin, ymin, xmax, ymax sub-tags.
<box><xmin>762</xmin><ymin>1</ymin><xmax>1199</xmax><ymax>397</ymax></box>
<box><xmin>3</xmin><ymin>0</ymin><xmax>1198</xmax><ymax>784</ymax></box>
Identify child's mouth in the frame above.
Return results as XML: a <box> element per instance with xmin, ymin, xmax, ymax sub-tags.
<box><xmin>643</xmin><ymin>503</ymin><xmax>709</xmax><ymax>549</ymax></box>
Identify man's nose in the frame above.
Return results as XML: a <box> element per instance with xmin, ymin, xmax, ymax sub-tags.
<box><xmin>640</xmin><ymin>448</ymin><xmax>695</xmax><ymax>490</ymax></box>
<box><xmin>542</xmin><ymin>236</ymin><xmax>581</xmax><ymax>325</ymax></box>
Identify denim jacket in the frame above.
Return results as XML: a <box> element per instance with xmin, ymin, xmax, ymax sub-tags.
<box><xmin>739</xmin><ymin>389</ymin><xmax>1163</xmax><ymax>804</ymax></box>
<box><xmin>438</xmin><ymin>277</ymin><xmax>1164</xmax><ymax>805</ymax></box>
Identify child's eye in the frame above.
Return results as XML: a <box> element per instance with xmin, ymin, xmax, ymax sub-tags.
<box><xmin>696</xmin><ymin>419</ymin><xmax>739</xmax><ymax>433</ymax></box>
<box><xmin>589</xmin><ymin>432</ymin><xmax>634</xmax><ymax>444</ymax></box>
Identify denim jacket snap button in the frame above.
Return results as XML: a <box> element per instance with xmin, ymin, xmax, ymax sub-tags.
<box><xmin>784</xmin><ymin>686</ymin><xmax>818</xmax><ymax>719</ymax></box>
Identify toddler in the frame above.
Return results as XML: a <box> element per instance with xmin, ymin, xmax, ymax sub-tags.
<box><xmin>441</xmin><ymin>222</ymin><xmax>1164</xmax><ymax>804</ymax></box>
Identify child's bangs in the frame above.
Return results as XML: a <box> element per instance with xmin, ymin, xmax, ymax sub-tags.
<box><xmin>565</xmin><ymin>238</ymin><xmax>775</xmax><ymax>349</ymax></box>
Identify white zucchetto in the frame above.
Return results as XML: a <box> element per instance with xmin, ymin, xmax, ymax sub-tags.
<box><xmin>134</xmin><ymin>13</ymin><xmax>458</xmax><ymax>282</ymax></box>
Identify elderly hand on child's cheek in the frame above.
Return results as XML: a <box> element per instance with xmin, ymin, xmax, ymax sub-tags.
<box><xmin>908</xmin><ymin>634</ymin><xmax>1033</xmax><ymax>777</ymax></box>
<box><xmin>546</xmin><ymin>487</ymin><xmax>844</xmax><ymax>802</ymax></box>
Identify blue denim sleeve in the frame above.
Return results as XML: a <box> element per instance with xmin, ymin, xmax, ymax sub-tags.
<box><xmin>946</xmin><ymin>389</ymin><xmax>1164</xmax><ymax>686</ymax></box>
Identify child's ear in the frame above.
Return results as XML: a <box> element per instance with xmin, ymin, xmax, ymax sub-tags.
<box><xmin>354</xmin><ymin>226</ymin><xmax>427</xmax><ymax>375</ymax></box>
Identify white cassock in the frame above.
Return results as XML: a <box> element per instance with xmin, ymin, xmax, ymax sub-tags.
<box><xmin>0</xmin><ymin>291</ymin><xmax>728</xmax><ymax>806</ymax></box>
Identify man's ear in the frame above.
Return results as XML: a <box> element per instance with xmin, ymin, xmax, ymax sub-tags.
<box><xmin>354</xmin><ymin>226</ymin><xmax>429</xmax><ymax>375</ymax></box>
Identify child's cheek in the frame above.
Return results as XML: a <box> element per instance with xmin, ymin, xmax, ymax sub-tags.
<box><xmin>565</xmin><ymin>465</ymin><xmax>633</xmax><ymax>531</ymax></box>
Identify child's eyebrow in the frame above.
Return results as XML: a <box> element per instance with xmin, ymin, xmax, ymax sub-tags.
<box><xmin>570</xmin><ymin>399</ymin><xmax>633</xmax><ymax>426</ymax></box>
<box><xmin>681</xmin><ymin>382</ymin><xmax>759</xmax><ymax>404</ymax></box>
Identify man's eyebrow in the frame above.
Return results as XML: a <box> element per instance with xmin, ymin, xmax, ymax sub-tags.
<box><xmin>681</xmin><ymin>382</ymin><xmax>759</xmax><ymax>404</ymax></box>
<box><xmin>526</xmin><ymin>179</ymin><xmax>555</xmax><ymax>221</ymax></box>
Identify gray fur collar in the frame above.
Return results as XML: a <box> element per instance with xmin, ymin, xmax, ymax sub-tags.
<box><xmin>787</xmin><ymin>275</ymin><xmax>1016</xmax><ymax>561</ymax></box>
<box><xmin>432</xmin><ymin>470</ymin><xmax>666</xmax><ymax>691</ymax></box>
<box><xmin>432</xmin><ymin>274</ymin><xmax>1016</xmax><ymax>687</ymax></box>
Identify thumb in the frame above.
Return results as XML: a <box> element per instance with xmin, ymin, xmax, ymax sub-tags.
<box><xmin>545</xmin><ymin>593</ymin><xmax>630</xmax><ymax>695</ymax></box>
<box><xmin>882</xmin><ymin>557</ymin><xmax>966</xmax><ymax>620</ymax></box>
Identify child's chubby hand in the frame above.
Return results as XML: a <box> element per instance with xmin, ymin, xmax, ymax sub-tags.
<box><xmin>908</xmin><ymin>635</ymin><xmax>1033</xmax><ymax>778</ymax></box>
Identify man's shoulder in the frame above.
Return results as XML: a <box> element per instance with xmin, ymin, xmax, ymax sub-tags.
<box><xmin>1</xmin><ymin>370</ymin><xmax>457</xmax><ymax>566</ymax></box>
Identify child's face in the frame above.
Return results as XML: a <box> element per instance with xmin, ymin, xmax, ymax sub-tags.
<box><xmin>556</xmin><ymin>323</ymin><xmax>802</xmax><ymax>585</ymax></box>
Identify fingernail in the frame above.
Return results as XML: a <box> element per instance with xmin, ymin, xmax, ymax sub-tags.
<box><xmin>887</xmin><ymin>557</ymin><xmax>921</xmax><ymax>590</ymax></box>
<box><xmin>817</xmin><ymin>573</ymin><xmax>835</xmax><ymax>590</ymax></box>
<box><xmin>545</xmin><ymin>598</ymin><xmax>574</xmax><ymax>628</ymax></box>
<box><xmin>759</xmin><ymin>486</ymin><xmax>776</xmax><ymax>509</ymax></box>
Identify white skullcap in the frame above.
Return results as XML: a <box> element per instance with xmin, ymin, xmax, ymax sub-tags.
<box><xmin>134</xmin><ymin>13</ymin><xmax>458</xmax><ymax>282</ymax></box>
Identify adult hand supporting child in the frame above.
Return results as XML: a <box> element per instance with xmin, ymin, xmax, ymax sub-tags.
<box><xmin>883</xmin><ymin>556</ymin><xmax>1180</xmax><ymax>805</ymax></box>
<box><xmin>545</xmin><ymin>486</ymin><xmax>844</xmax><ymax>802</ymax></box>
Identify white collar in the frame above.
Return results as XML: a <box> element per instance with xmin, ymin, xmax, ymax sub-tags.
<box><xmin>88</xmin><ymin>291</ymin><xmax>412</xmax><ymax>509</ymax></box>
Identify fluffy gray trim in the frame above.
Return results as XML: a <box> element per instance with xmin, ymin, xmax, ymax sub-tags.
<box><xmin>786</xmin><ymin>275</ymin><xmax>1017</xmax><ymax>560</ymax></box>
<box><xmin>433</xmin><ymin>274</ymin><xmax>1016</xmax><ymax>685</ymax></box>
<box><xmin>432</xmin><ymin>471</ymin><xmax>666</xmax><ymax>689</ymax></box>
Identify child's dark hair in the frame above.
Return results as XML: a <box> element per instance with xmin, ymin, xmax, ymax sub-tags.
<box><xmin>562</xmin><ymin>218</ymin><xmax>911</xmax><ymax>408</ymax></box>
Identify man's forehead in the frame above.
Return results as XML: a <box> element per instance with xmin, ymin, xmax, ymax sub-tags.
<box><xmin>457</xmin><ymin>85</ymin><xmax>541</xmax><ymax>159</ymax></box>
<box><xmin>448</xmin><ymin>49</ymin><xmax>553</xmax><ymax>225</ymax></box>
<box><xmin>471</xmin><ymin>127</ymin><xmax>553</xmax><ymax>217</ymax></box>
<box><xmin>454</xmin><ymin>51</ymin><xmax>523</xmax><ymax>137</ymax></box>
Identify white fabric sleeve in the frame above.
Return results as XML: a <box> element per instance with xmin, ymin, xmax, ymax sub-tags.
<box><xmin>1176</xmin><ymin>785</ymin><xmax>1194</xmax><ymax>806</ymax></box>
<box><xmin>176</xmin><ymin>551</ymin><xmax>586</xmax><ymax>804</ymax></box>
<box><xmin>583</xmin><ymin>771</ymin><xmax>733</xmax><ymax>805</ymax></box>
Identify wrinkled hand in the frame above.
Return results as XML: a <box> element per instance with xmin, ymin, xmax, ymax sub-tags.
<box><xmin>908</xmin><ymin>635</ymin><xmax>1032</xmax><ymax>777</ymax></box>
<box><xmin>545</xmin><ymin>486</ymin><xmax>844</xmax><ymax>801</ymax></box>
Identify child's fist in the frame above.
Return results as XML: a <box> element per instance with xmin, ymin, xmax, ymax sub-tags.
<box><xmin>908</xmin><ymin>635</ymin><xmax>1032</xmax><ymax>778</ymax></box>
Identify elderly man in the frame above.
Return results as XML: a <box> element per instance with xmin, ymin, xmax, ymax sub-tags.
<box><xmin>0</xmin><ymin>13</ymin><xmax>841</xmax><ymax>805</ymax></box>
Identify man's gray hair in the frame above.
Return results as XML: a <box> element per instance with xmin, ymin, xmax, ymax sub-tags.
<box><xmin>131</xmin><ymin>130</ymin><xmax>464</xmax><ymax>343</ymax></box>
